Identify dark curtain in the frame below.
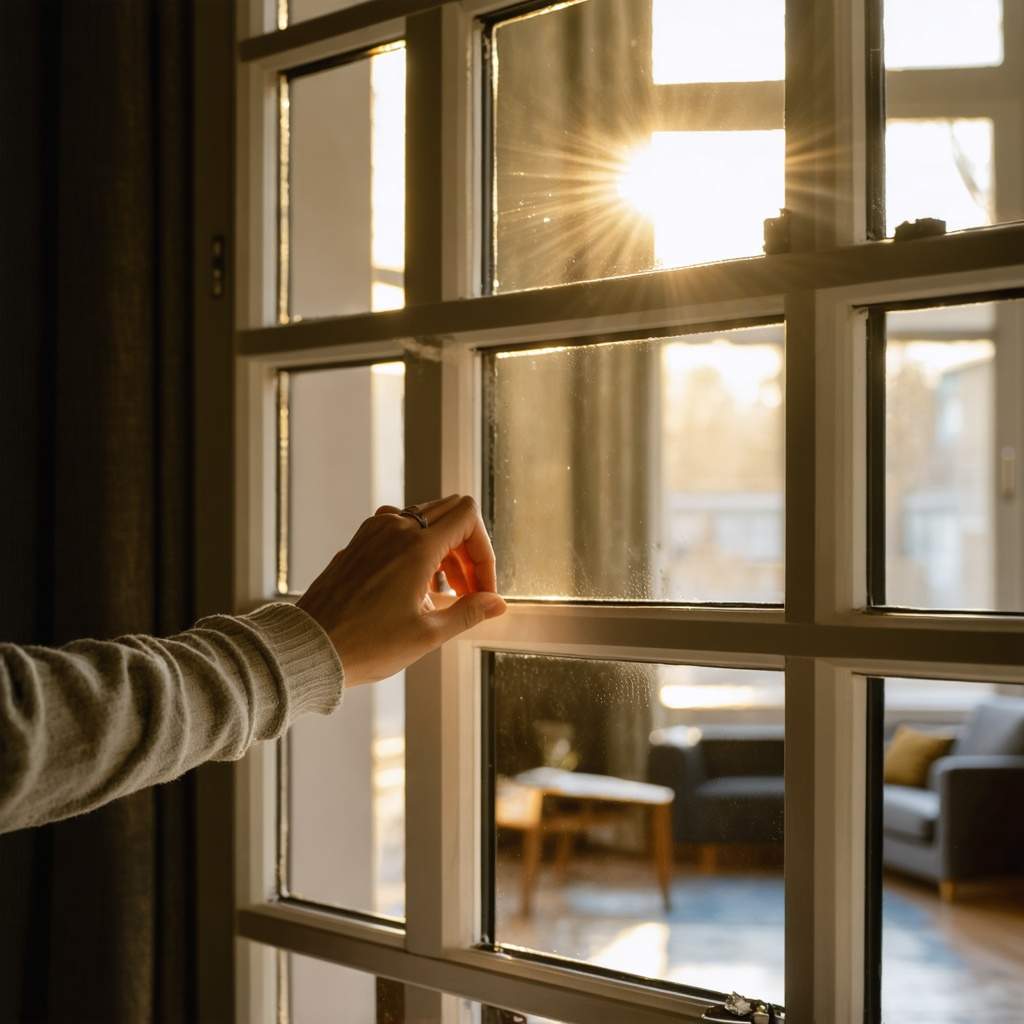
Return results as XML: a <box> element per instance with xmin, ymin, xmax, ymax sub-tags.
<box><xmin>0</xmin><ymin>1</ymin><xmax>197</xmax><ymax>1020</ymax></box>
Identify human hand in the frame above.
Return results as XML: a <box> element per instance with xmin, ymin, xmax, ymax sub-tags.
<box><xmin>296</xmin><ymin>495</ymin><xmax>507</xmax><ymax>686</ymax></box>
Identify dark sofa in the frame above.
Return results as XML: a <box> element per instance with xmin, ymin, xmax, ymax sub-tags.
<box><xmin>647</xmin><ymin>724</ymin><xmax>785</xmax><ymax>852</ymax></box>
<box><xmin>883</xmin><ymin>696</ymin><xmax>1024</xmax><ymax>900</ymax></box>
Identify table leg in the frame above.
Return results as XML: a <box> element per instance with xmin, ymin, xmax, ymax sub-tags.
<box><xmin>521</xmin><ymin>824</ymin><xmax>542</xmax><ymax>917</ymax></box>
<box><xmin>652</xmin><ymin>804</ymin><xmax>673</xmax><ymax>911</ymax></box>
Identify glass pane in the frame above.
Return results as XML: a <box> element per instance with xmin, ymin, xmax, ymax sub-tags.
<box><xmin>652</xmin><ymin>0</ymin><xmax>785</xmax><ymax>84</ymax></box>
<box><xmin>885</xmin><ymin>119</ymin><xmax>994</xmax><ymax>236</ymax></box>
<box><xmin>280</xmin><ymin>362</ymin><xmax>405</xmax><ymax>919</ymax></box>
<box><xmin>485</xmin><ymin>325</ymin><xmax>785</xmax><ymax>603</ymax></box>
<box><xmin>283</xmin><ymin>46</ymin><xmax>405</xmax><ymax>322</ymax></box>
<box><xmin>882</xmin><ymin>299</ymin><xmax>1023</xmax><ymax>612</ymax></box>
<box><xmin>883</xmin><ymin>2</ymin><xmax>1021</xmax><ymax>234</ymax></box>
<box><xmin>872</xmin><ymin>677</ymin><xmax>1024</xmax><ymax>1022</ymax></box>
<box><xmin>885</xmin><ymin>0</ymin><xmax>1003</xmax><ymax>70</ymax></box>
<box><xmin>488</xmin><ymin>652</ymin><xmax>785</xmax><ymax>1004</ymax></box>
<box><xmin>459</xmin><ymin>1001</ymin><xmax>564</xmax><ymax>1024</ymax></box>
<box><xmin>285</xmin><ymin>954</ymin><xmax>398</xmax><ymax>1024</ymax></box>
<box><xmin>489</xmin><ymin>0</ymin><xmax>785</xmax><ymax>293</ymax></box>
<box><xmin>282</xmin><ymin>0</ymin><xmax>365</xmax><ymax>30</ymax></box>
<box><xmin>282</xmin><ymin>362</ymin><xmax>405</xmax><ymax>594</ymax></box>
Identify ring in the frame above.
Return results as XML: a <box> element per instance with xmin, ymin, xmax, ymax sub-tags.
<box><xmin>399</xmin><ymin>506</ymin><xmax>429</xmax><ymax>530</ymax></box>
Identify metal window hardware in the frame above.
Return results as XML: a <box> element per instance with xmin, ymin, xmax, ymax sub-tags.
<box><xmin>1000</xmin><ymin>446</ymin><xmax>1017</xmax><ymax>500</ymax></box>
<box><xmin>210</xmin><ymin>234</ymin><xmax>226</xmax><ymax>298</ymax></box>
<box><xmin>763</xmin><ymin>209</ymin><xmax>791</xmax><ymax>255</ymax></box>
<box><xmin>892</xmin><ymin>217</ymin><xmax>946</xmax><ymax>243</ymax></box>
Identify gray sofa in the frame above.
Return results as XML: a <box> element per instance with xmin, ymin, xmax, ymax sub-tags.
<box><xmin>883</xmin><ymin>696</ymin><xmax>1024</xmax><ymax>900</ymax></box>
<box><xmin>647</xmin><ymin>724</ymin><xmax>784</xmax><ymax>849</ymax></box>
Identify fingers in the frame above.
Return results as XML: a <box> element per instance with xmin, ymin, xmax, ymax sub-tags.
<box><xmin>427</xmin><ymin>496</ymin><xmax>498</xmax><ymax>593</ymax></box>
<box><xmin>424</xmin><ymin>590</ymin><xmax>507</xmax><ymax>645</ymax></box>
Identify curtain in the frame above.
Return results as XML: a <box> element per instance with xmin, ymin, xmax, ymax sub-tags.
<box><xmin>0</xmin><ymin>1</ymin><xmax>197</xmax><ymax>1019</ymax></box>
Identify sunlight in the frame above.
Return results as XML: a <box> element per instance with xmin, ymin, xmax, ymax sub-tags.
<box><xmin>592</xmin><ymin>923</ymin><xmax>669</xmax><ymax>978</ymax></box>
<box><xmin>886</xmin><ymin>119</ymin><xmax>993</xmax><ymax>234</ymax></box>
<box><xmin>664</xmin><ymin>340</ymin><xmax>783</xmax><ymax>407</ymax></box>
<box><xmin>371</xmin><ymin>45</ymin><xmax>406</xmax><ymax>311</ymax></box>
<box><xmin>652</xmin><ymin>0</ymin><xmax>784</xmax><ymax>84</ymax></box>
<box><xmin>885</xmin><ymin>0</ymin><xmax>1002</xmax><ymax>70</ymax></box>
<box><xmin>885</xmin><ymin>339</ymin><xmax>994</xmax><ymax>384</ymax></box>
<box><xmin>618</xmin><ymin>131</ymin><xmax>785</xmax><ymax>267</ymax></box>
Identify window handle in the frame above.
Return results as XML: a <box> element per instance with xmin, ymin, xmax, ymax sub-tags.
<box><xmin>1000</xmin><ymin>446</ymin><xmax>1017</xmax><ymax>500</ymax></box>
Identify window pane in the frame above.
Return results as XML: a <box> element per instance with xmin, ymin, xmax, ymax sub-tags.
<box><xmin>459</xmin><ymin>1001</ymin><xmax>564</xmax><ymax>1024</ymax></box>
<box><xmin>282</xmin><ymin>0</ymin><xmax>365</xmax><ymax>30</ymax></box>
<box><xmin>652</xmin><ymin>0</ymin><xmax>785</xmax><ymax>84</ymax></box>
<box><xmin>881</xmin><ymin>299</ymin><xmax>1023</xmax><ymax>612</ymax></box>
<box><xmin>883</xmin><ymin>2</ymin><xmax>1021</xmax><ymax>235</ymax></box>
<box><xmin>285</xmin><ymin>954</ymin><xmax>400</xmax><ymax>1024</ymax></box>
<box><xmin>487</xmin><ymin>652</ymin><xmax>784</xmax><ymax>1004</ymax></box>
<box><xmin>871</xmin><ymin>677</ymin><xmax>1024</xmax><ymax>1022</ymax></box>
<box><xmin>279</xmin><ymin>362</ymin><xmax>405</xmax><ymax>919</ymax></box>
<box><xmin>884</xmin><ymin>0</ymin><xmax>1003</xmax><ymax>70</ymax></box>
<box><xmin>484</xmin><ymin>325</ymin><xmax>785</xmax><ymax>603</ymax></box>
<box><xmin>885</xmin><ymin>120</ymin><xmax>994</xmax><ymax>236</ymax></box>
<box><xmin>283</xmin><ymin>46</ymin><xmax>405</xmax><ymax>322</ymax></box>
<box><xmin>489</xmin><ymin>0</ymin><xmax>785</xmax><ymax>293</ymax></box>
<box><xmin>281</xmin><ymin>363</ymin><xmax>404</xmax><ymax>594</ymax></box>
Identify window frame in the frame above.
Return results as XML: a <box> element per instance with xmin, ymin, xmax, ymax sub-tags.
<box><xmin>228</xmin><ymin>1</ymin><xmax>1024</xmax><ymax>1021</ymax></box>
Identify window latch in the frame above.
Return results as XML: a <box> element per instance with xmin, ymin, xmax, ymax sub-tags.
<box><xmin>763</xmin><ymin>209</ymin><xmax>790</xmax><ymax>255</ymax></box>
<box><xmin>892</xmin><ymin>217</ymin><xmax>946</xmax><ymax>243</ymax></box>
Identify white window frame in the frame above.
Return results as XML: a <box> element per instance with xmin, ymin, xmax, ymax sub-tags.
<box><xmin>227</xmin><ymin>1</ymin><xmax>1024</xmax><ymax>1021</ymax></box>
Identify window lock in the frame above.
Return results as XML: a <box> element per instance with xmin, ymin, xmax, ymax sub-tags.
<box><xmin>763</xmin><ymin>209</ymin><xmax>791</xmax><ymax>255</ymax></box>
<box><xmin>892</xmin><ymin>217</ymin><xmax>946</xmax><ymax>243</ymax></box>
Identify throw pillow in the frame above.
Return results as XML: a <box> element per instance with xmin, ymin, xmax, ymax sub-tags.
<box><xmin>884</xmin><ymin>725</ymin><xmax>956</xmax><ymax>788</ymax></box>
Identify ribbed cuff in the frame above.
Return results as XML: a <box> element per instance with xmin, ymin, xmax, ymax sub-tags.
<box><xmin>242</xmin><ymin>603</ymin><xmax>344</xmax><ymax>719</ymax></box>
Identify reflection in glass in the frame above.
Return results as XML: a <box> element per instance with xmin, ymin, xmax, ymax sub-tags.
<box><xmin>884</xmin><ymin>0</ymin><xmax>1003</xmax><ymax>70</ymax></box>
<box><xmin>485</xmin><ymin>325</ymin><xmax>784</xmax><ymax>603</ymax></box>
<box><xmin>489</xmin><ymin>652</ymin><xmax>784</xmax><ymax>1003</ymax></box>
<box><xmin>283</xmin><ymin>45</ymin><xmax>405</xmax><ymax>322</ymax></box>
<box><xmin>489</xmin><ymin>0</ymin><xmax>785</xmax><ymax>292</ymax></box>
<box><xmin>280</xmin><ymin>362</ymin><xmax>405</xmax><ymax>919</ymax></box>
<box><xmin>881</xmin><ymin>301</ymin><xmax>1024</xmax><ymax>612</ymax></box>
<box><xmin>874</xmin><ymin>677</ymin><xmax>1024</xmax><ymax>1022</ymax></box>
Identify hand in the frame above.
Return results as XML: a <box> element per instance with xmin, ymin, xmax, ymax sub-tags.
<box><xmin>297</xmin><ymin>495</ymin><xmax>507</xmax><ymax>686</ymax></box>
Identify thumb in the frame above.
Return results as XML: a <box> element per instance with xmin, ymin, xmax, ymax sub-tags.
<box><xmin>427</xmin><ymin>591</ymin><xmax>507</xmax><ymax>643</ymax></box>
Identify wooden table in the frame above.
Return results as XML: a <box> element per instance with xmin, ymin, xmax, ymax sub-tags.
<box><xmin>495</xmin><ymin>767</ymin><xmax>675</xmax><ymax>917</ymax></box>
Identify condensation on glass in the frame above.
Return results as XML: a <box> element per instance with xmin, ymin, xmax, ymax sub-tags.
<box><xmin>484</xmin><ymin>324</ymin><xmax>785</xmax><ymax>603</ymax></box>
<box><xmin>277</xmin><ymin>362</ymin><xmax>406</xmax><ymax>920</ymax></box>
<box><xmin>880</xmin><ymin>299</ymin><xmax>1023</xmax><ymax>612</ymax></box>
<box><xmin>869</xmin><ymin>675</ymin><xmax>1024</xmax><ymax>1023</ymax></box>
<box><xmin>487</xmin><ymin>652</ymin><xmax>784</xmax><ymax>1003</ymax></box>
<box><xmin>487</xmin><ymin>0</ymin><xmax>785</xmax><ymax>293</ymax></box>
<box><xmin>283</xmin><ymin>954</ymin><xmax>402</xmax><ymax>1024</ymax></box>
<box><xmin>883</xmin><ymin>0</ymin><xmax>1020</xmax><ymax>236</ymax></box>
<box><xmin>279</xmin><ymin>44</ymin><xmax>405</xmax><ymax>323</ymax></box>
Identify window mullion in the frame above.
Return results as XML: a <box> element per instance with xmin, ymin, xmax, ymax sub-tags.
<box><xmin>403</xmin><ymin>6</ymin><xmax>450</xmax><ymax>974</ymax></box>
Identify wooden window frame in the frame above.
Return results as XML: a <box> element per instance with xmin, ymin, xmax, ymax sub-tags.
<box><xmin>224</xmin><ymin>1</ymin><xmax>1024</xmax><ymax>1021</ymax></box>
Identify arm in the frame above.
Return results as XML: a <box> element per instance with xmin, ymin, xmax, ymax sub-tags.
<box><xmin>0</xmin><ymin>494</ymin><xmax>505</xmax><ymax>835</ymax></box>
<box><xmin>0</xmin><ymin>604</ymin><xmax>342</xmax><ymax>833</ymax></box>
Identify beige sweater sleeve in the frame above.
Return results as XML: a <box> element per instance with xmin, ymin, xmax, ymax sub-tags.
<box><xmin>0</xmin><ymin>603</ymin><xmax>343</xmax><ymax>834</ymax></box>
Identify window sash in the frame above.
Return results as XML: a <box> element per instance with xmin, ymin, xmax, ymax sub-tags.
<box><xmin>230</xmin><ymin>1</ymin><xmax>1024</xmax><ymax>1022</ymax></box>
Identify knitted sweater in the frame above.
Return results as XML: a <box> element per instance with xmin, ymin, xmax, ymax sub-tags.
<box><xmin>0</xmin><ymin>603</ymin><xmax>343</xmax><ymax>833</ymax></box>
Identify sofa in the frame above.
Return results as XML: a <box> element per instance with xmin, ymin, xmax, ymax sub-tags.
<box><xmin>647</xmin><ymin>724</ymin><xmax>785</xmax><ymax>860</ymax></box>
<box><xmin>883</xmin><ymin>696</ymin><xmax>1024</xmax><ymax>900</ymax></box>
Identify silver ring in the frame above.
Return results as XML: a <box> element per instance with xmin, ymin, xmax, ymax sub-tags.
<box><xmin>399</xmin><ymin>506</ymin><xmax>429</xmax><ymax>529</ymax></box>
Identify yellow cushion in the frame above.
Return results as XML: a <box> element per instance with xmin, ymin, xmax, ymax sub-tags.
<box><xmin>884</xmin><ymin>725</ymin><xmax>956</xmax><ymax>788</ymax></box>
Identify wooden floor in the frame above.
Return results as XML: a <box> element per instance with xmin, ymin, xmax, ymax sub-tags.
<box><xmin>494</xmin><ymin>852</ymin><xmax>1024</xmax><ymax>1021</ymax></box>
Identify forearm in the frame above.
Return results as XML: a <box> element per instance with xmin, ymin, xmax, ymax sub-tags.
<box><xmin>0</xmin><ymin>603</ymin><xmax>343</xmax><ymax>833</ymax></box>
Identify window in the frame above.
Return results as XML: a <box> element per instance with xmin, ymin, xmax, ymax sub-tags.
<box><xmin>230</xmin><ymin>1</ymin><xmax>1024</xmax><ymax>1022</ymax></box>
